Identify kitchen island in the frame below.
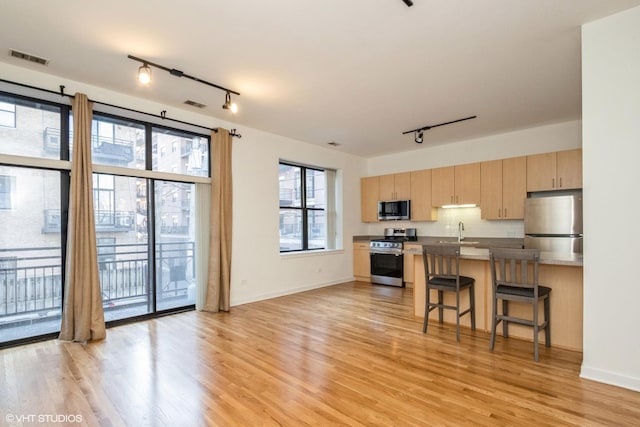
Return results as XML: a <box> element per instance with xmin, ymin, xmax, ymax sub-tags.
<box><xmin>404</xmin><ymin>243</ymin><xmax>583</xmax><ymax>351</ymax></box>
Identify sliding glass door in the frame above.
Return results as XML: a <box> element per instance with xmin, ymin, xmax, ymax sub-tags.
<box><xmin>0</xmin><ymin>90</ymin><xmax>209</xmax><ymax>346</ymax></box>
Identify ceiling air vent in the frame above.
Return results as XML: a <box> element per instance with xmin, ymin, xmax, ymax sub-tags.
<box><xmin>9</xmin><ymin>49</ymin><xmax>49</xmax><ymax>66</ymax></box>
<box><xmin>184</xmin><ymin>100</ymin><xmax>206</xmax><ymax>109</ymax></box>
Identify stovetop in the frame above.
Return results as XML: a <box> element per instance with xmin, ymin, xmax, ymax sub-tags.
<box><xmin>371</xmin><ymin>236</ymin><xmax>417</xmax><ymax>243</ymax></box>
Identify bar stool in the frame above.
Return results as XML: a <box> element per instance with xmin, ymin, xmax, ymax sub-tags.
<box><xmin>489</xmin><ymin>247</ymin><xmax>551</xmax><ymax>362</ymax></box>
<box><xmin>422</xmin><ymin>244</ymin><xmax>476</xmax><ymax>342</ymax></box>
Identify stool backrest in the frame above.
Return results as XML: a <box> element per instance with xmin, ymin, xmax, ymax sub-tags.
<box><xmin>489</xmin><ymin>247</ymin><xmax>541</xmax><ymax>294</ymax></box>
<box><xmin>422</xmin><ymin>244</ymin><xmax>461</xmax><ymax>281</ymax></box>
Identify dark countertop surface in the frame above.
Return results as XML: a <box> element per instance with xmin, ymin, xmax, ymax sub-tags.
<box><xmin>353</xmin><ymin>235</ymin><xmax>582</xmax><ymax>267</ymax></box>
<box><xmin>353</xmin><ymin>235</ymin><xmax>523</xmax><ymax>248</ymax></box>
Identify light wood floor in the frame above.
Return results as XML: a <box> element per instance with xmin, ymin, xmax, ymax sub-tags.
<box><xmin>1</xmin><ymin>281</ymin><xmax>639</xmax><ymax>426</ymax></box>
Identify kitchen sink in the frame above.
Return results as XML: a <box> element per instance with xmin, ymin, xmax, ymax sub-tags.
<box><xmin>438</xmin><ymin>240</ymin><xmax>480</xmax><ymax>245</ymax></box>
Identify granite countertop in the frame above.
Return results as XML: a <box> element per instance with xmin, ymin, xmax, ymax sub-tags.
<box><xmin>402</xmin><ymin>246</ymin><xmax>582</xmax><ymax>267</ymax></box>
<box><xmin>353</xmin><ymin>235</ymin><xmax>583</xmax><ymax>267</ymax></box>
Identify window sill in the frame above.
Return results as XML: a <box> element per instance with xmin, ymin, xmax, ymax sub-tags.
<box><xmin>280</xmin><ymin>248</ymin><xmax>344</xmax><ymax>259</ymax></box>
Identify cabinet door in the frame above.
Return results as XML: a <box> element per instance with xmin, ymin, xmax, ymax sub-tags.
<box><xmin>480</xmin><ymin>160</ymin><xmax>503</xmax><ymax>219</ymax></box>
<box><xmin>431</xmin><ymin>166</ymin><xmax>455</xmax><ymax>207</ymax></box>
<box><xmin>360</xmin><ymin>176</ymin><xmax>379</xmax><ymax>222</ymax></box>
<box><xmin>557</xmin><ymin>149</ymin><xmax>582</xmax><ymax>190</ymax></box>
<box><xmin>527</xmin><ymin>152</ymin><xmax>557</xmax><ymax>191</ymax></box>
<box><xmin>410</xmin><ymin>169</ymin><xmax>437</xmax><ymax>221</ymax></box>
<box><xmin>454</xmin><ymin>163</ymin><xmax>481</xmax><ymax>205</ymax></box>
<box><xmin>502</xmin><ymin>156</ymin><xmax>526</xmax><ymax>219</ymax></box>
<box><xmin>353</xmin><ymin>243</ymin><xmax>371</xmax><ymax>279</ymax></box>
<box><xmin>378</xmin><ymin>174</ymin><xmax>395</xmax><ymax>200</ymax></box>
<box><xmin>394</xmin><ymin>172</ymin><xmax>411</xmax><ymax>200</ymax></box>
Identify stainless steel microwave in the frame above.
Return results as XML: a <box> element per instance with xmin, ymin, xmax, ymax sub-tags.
<box><xmin>378</xmin><ymin>200</ymin><xmax>410</xmax><ymax>221</ymax></box>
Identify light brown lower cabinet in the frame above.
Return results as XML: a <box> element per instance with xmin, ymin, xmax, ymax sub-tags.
<box><xmin>353</xmin><ymin>242</ymin><xmax>371</xmax><ymax>282</ymax></box>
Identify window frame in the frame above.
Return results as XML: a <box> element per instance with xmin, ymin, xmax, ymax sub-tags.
<box><xmin>279</xmin><ymin>161</ymin><xmax>326</xmax><ymax>253</ymax></box>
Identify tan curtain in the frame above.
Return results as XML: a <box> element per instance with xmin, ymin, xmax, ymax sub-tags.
<box><xmin>203</xmin><ymin>129</ymin><xmax>233</xmax><ymax>312</ymax></box>
<box><xmin>59</xmin><ymin>93</ymin><xmax>106</xmax><ymax>342</ymax></box>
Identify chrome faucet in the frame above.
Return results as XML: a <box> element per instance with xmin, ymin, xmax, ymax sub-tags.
<box><xmin>458</xmin><ymin>221</ymin><xmax>464</xmax><ymax>243</ymax></box>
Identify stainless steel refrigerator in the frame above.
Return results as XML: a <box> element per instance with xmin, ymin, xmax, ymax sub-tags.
<box><xmin>524</xmin><ymin>194</ymin><xmax>583</xmax><ymax>254</ymax></box>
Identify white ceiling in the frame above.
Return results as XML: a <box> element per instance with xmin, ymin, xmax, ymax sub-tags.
<box><xmin>1</xmin><ymin>0</ymin><xmax>640</xmax><ymax>157</ymax></box>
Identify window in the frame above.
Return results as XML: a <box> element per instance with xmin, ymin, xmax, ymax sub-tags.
<box><xmin>93</xmin><ymin>174</ymin><xmax>115</xmax><ymax>227</ymax></box>
<box><xmin>0</xmin><ymin>89</ymin><xmax>210</xmax><ymax>347</ymax></box>
<box><xmin>0</xmin><ymin>166</ymin><xmax>62</xmax><ymax>342</ymax></box>
<box><xmin>0</xmin><ymin>101</ymin><xmax>16</xmax><ymax>128</ymax></box>
<box><xmin>89</xmin><ymin>116</ymin><xmax>143</xmax><ymax>168</ymax></box>
<box><xmin>153</xmin><ymin>128</ymin><xmax>208</xmax><ymax>177</ymax></box>
<box><xmin>0</xmin><ymin>175</ymin><xmax>15</xmax><ymax>210</ymax></box>
<box><xmin>279</xmin><ymin>162</ymin><xmax>328</xmax><ymax>252</ymax></box>
<box><xmin>0</xmin><ymin>94</ymin><xmax>62</xmax><ymax>159</ymax></box>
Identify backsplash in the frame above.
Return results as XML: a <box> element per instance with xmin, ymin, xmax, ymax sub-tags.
<box><xmin>367</xmin><ymin>207</ymin><xmax>524</xmax><ymax>239</ymax></box>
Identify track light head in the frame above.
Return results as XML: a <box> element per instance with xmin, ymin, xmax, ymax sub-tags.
<box><xmin>138</xmin><ymin>63</ymin><xmax>152</xmax><ymax>85</ymax></box>
<box><xmin>222</xmin><ymin>91</ymin><xmax>238</xmax><ymax>114</ymax></box>
<box><xmin>415</xmin><ymin>130</ymin><xmax>424</xmax><ymax>144</ymax></box>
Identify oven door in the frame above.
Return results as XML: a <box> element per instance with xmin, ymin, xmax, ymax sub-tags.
<box><xmin>370</xmin><ymin>251</ymin><xmax>404</xmax><ymax>287</ymax></box>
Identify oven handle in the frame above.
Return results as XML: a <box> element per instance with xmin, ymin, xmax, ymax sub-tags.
<box><xmin>370</xmin><ymin>249</ymin><xmax>403</xmax><ymax>256</ymax></box>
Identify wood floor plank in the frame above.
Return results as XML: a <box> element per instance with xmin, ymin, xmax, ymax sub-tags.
<box><xmin>1</xmin><ymin>281</ymin><xmax>639</xmax><ymax>426</ymax></box>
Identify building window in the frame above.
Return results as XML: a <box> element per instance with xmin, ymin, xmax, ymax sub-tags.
<box><xmin>171</xmin><ymin>141</ymin><xmax>178</xmax><ymax>153</ymax></box>
<box><xmin>279</xmin><ymin>162</ymin><xmax>328</xmax><ymax>252</ymax></box>
<box><xmin>93</xmin><ymin>174</ymin><xmax>115</xmax><ymax>227</ymax></box>
<box><xmin>0</xmin><ymin>101</ymin><xmax>16</xmax><ymax>128</ymax></box>
<box><xmin>0</xmin><ymin>175</ymin><xmax>15</xmax><ymax>210</ymax></box>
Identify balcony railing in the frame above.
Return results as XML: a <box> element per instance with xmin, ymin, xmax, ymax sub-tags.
<box><xmin>160</xmin><ymin>226</ymin><xmax>189</xmax><ymax>235</ymax></box>
<box><xmin>42</xmin><ymin>209</ymin><xmax>135</xmax><ymax>233</ymax></box>
<box><xmin>0</xmin><ymin>242</ymin><xmax>195</xmax><ymax>331</ymax></box>
<box><xmin>43</xmin><ymin>127</ymin><xmax>135</xmax><ymax>166</ymax></box>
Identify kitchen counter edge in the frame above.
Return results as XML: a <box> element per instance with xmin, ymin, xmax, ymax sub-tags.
<box><xmin>353</xmin><ymin>236</ymin><xmax>582</xmax><ymax>267</ymax></box>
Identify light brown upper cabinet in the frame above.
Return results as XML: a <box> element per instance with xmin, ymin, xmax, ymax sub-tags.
<box><xmin>360</xmin><ymin>176</ymin><xmax>379</xmax><ymax>222</ymax></box>
<box><xmin>379</xmin><ymin>172</ymin><xmax>411</xmax><ymax>201</ymax></box>
<box><xmin>481</xmin><ymin>156</ymin><xmax>526</xmax><ymax>220</ymax></box>
<box><xmin>410</xmin><ymin>169</ymin><xmax>437</xmax><ymax>221</ymax></box>
<box><xmin>432</xmin><ymin>163</ymin><xmax>481</xmax><ymax>207</ymax></box>
<box><xmin>526</xmin><ymin>149</ymin><xmax>582</xmax><ymax>192</ymax></box>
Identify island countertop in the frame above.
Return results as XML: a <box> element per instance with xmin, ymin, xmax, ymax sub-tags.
<box><xmin>402</xmin><ymin>245</ymin><xmax>583</xmax><ymax>267</ymax></box>
<box><xmin>353</xmin><ymin>235</ymin><xmax>582</xmax><ymax>266</ymax></box>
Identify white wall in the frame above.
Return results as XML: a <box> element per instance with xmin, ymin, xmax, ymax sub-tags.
<box><xmin>581</xmin><ymin>6</ymin><xmax>640</xmax><ymax>391</ymax></box>
<box><xmin>0</xmin><ymin>62</ymin><xmax>367</xmax><ymax>308</ymax></box>
<box><xmin>230</xmin><ymin>126</ymin><xmax>366</xmax><ymax>305</ymax></box>
<box><xmin>367</xmin><ymin>120</ymin><xmax>582</xmax><ymax>175</ymax></box>
<box><xmin>364</xmin><ymin>120</ymin><xmax>582</xmax><ymax>238</ymax></box>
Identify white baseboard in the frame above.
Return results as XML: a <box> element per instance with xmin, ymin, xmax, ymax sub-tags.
<box><xmin>230</xmin><ymin>276</ymin><xmax>354</xmax><ymax>307</ymax></box>
<box><xmin>580</xmin><ymin>364</ymin><xmax>640</xmax><ymax>392</ymax></box>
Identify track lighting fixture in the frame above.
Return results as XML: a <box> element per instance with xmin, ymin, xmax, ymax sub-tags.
<box><xmin>222</xmin><ymin>91</ymin><xmax>238</xmax><ymax>114</ymax></box>
<box><xmin>403</xmin><ymin>115</ymin><xmax>477</xmax><ymax>143</ymax></box>
<box><xmin>128</xmin><ymin>54</ymin><xmax>240</xmax><ymax>113</ymax></box>
<box><xmin>137</xmin><ymin>63</ymin><xmax>152</xmax><ymax>85</ymax></box>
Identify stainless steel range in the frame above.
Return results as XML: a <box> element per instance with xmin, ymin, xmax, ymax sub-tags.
<box><xmin>370</xmin><ymin>228</ymin><xmax>417</xmax><ymax>287</ymax></box>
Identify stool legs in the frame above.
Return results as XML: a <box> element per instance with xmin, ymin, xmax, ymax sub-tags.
<box><xmin>544</xmin><ymin>296</ymin><xmax>551</xmax><ymax>347</ymax></box>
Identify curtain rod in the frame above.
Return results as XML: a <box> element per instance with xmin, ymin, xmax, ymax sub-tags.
<box><xmin>0</xmin><ymin>78</ymin><xmax>227</xmax><ymax>134</ymax></box>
